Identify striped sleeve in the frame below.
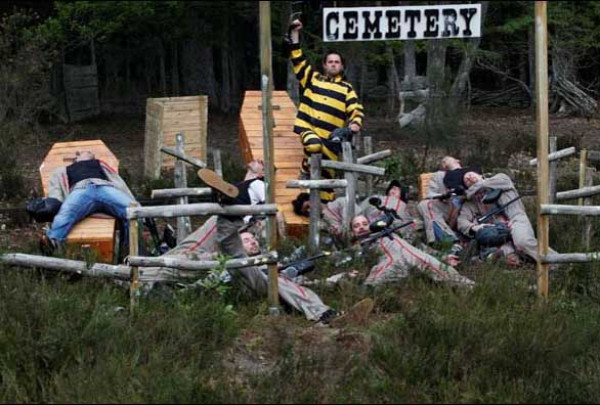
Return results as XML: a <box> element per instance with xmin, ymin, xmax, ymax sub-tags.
<box><xmin>290</xmin><ymin>44</ymin><xmax>313</xmax><ymax>89</ymax></box>
<box><xmin>345</xmin><ymin>86</ymin><xmax>364</xmax><ymax>127</ymax></box>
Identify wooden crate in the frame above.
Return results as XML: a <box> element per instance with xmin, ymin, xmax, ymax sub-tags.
<box><xmin>418</xmin><ymin>172</ymin><xmax>436</xmax><ymax>200</ymax></box>
<box><xmin>144</xmin><ymin>95</ymin><xmax>208</xmax><ymax>179</ymax></box>
<box><xmin>239</xmin><ymin>91</ymin><xmax>309</xmax><ymax>238</ymax></box>
<box><xmin>40</xmin><ymin>140</ymin><xmax>119</xmax><ymax>263</ymax></box>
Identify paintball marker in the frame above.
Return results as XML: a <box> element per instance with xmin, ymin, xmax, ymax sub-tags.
<box><xmin>359</xmin><ymin>220</ymin><xmax>415</xmax><ymax>246</ymax></box>
<box><xmin>359</xmin><ymin>197</ymin><xmax>414</xmax><ymax>245</ymax></box>
<box><xmin>277</xmin><ymin>251</ymin><xmax>332</xmax><ymax>279</ymax></box>
<box><xmin>329</xmin><ymin>127</ymin><xmax>355</xmax><ymax>144</ymax></box>
<box><xmin>239</xmin><ymin>215</ymin><xmax>266</xmax><ymax>233</ymax></box>
<box><xmin>477</xmin><ymin>195</ymin><xmax>522</xmax><ymax>224</ymax></box>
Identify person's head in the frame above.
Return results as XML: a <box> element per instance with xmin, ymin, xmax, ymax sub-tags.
<box><xmin>441</xmin><ymin>156</ymin><xmax>461</xmax><ymax>171</ymax></box>
<box><xmin>463</xmin><ymin>171</ymin><xmax>483</xmax><ymax>188</ymax></box>
<box><xmin>351</xmin><ymin>215</ymin><xmax>370</xmax><ymax>238</ymax></box>
<box><xmin>292</xmin><ymin>192</ymin><xmax>311</xmax><ymax>217</ymax></box>
<box><xmin>240</xmin><ymin>231</ymin><xmax>261</xmax><ymax>256</ymax></box>
<box><xmin>322</xmin><ymin>51</ymin><xmax>345</xmax><ymax>78</ymax></box>
<box><xmin>75</xmin><ymin>150</ymin><xmax>95</xmax><ymax>162</ymax></box>
<box><xmin>245</xmin><ymin>159</ymin><xmax>265</xmax><ymax>180</ymax></box>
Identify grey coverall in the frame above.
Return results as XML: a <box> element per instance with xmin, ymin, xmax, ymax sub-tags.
<box><xmin>363</xmin><ymin>232</ymin><xmax>474</xmax><ymax>287</ymax></box>
<box><xmin>417</xmin><ymin>171</ymin><xmax>462</xmax><ymax>244</ymax></box>
<box><xmin>216</xmin><ymin>215</ymin><xmax>332</xmax><ymax>321</ymax></box>
<box><xmin>457</xmin><ymin>173</ymin><xmax>556</xmax><ymax>262</ymax></box>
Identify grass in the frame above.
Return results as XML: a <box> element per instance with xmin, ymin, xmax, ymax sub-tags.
<box><xmin>5</xmin><ymin>257</ymin><xmax>600</xmax><ymax>403</ymax></box>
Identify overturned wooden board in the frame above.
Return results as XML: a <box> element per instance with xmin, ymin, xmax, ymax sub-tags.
<box><xmin>239</xmin><ymin>91</ymin><xmax>309</xmax><ymax>238</ymax></box>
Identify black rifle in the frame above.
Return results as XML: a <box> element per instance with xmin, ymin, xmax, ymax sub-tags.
<box><xmin>477</xmin><ymin>195</ymin><xmax>523</xmax><ymax>224</ymax></box>
<box><xmin>277</xmin><ymin>251</ymin><xmax>331</xmax><ymax>278</ymax></box>
<box><xmin>359</xmin><ymin>220</ymin><xmax>415</xmax><ymax>246</ymax></box>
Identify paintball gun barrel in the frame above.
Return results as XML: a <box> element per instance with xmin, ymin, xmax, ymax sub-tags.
<box><xmin>278</xmin><ymin>251</ymin><xmax>331</xmax><ymax>279</ymax></box>
<box><xmin>477</xmin><ymin>195</ymin><xmax>523</xmax><ymax>224</ymax></box>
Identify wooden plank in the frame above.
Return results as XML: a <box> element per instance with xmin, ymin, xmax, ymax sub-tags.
<box><xmin>240</xmin><ymin>90</ymin><xmax>308</xmax><ymax>237</ymax></box>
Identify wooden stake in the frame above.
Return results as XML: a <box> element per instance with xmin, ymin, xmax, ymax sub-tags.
<box><xmin>578</xmin><ymin>149</ymin><xmax>588</xmax><ymax>206</ymax></box>
<box><xmin>152</xmin><ymin>187</ymin><xmax>212</xmax><ymax>199</ymax></box>
<box><xmin>535</xmin><ymin>1</ymin><xmax>550</xmax><ymax>297</ymax></box>
<box><xmin>129</xmin><ymin>202</ymin><xmax>140</xmax><ymax>314</ymax></box>
<box><xmin>343</xmin><ymin>142</ymin><xmax>356</xmax><ymax>235</ymax></box>
<box><xmin>128</xmin><ymin>252</ymin><xmax>279</xmax><ymax>270</ymax></box>
<box><xmin>356</xmin><ymin>149</ymin><xmax>392</xmax><ymax>165</ymax></box>
<box><xmin>583</xmin><ymin>168</ymin><xmax>593</xmax><ymax>249</ymax></box>
<box><xmin>175</xmin><ymin>133</ymin><xmax>192</xmax><ymax>242</ymax></box>
<box><xmin>1</xmin><ymin>253</ymin><xmax>131</xmax><ymax>279</ymax></box>
<box><xmin>528</xmin><ymin>146</ymin><xmax>576</xmax><ymax>166</ymax></box>
<box><xmin>286</xmin><ymin>179</ymin><xmax>348</xmax><ymax>189</ymax></box>
<box><xmin>549</xmin><ymin>136</ymin><xmax>557</xmax><ymax>203</ymax></box>
<box><xmin>363</xmin><ymin>137</ymin><xmax>373</xmax><ymax>197</ymax></box>
<box><xmin>161</xmin><ymin>146</ymin><xmax>207</xmax><ymax>169</ymax></box>
<box><xmin>309</xmin><ymin>154</ymin><xmax>322</xmax><ymax>254</ymax></box>
<box><xmin>259</xmin><ymin>1</ymin><xmax>279</xmax><ymax>315</ymax></box>
<box><xmin>321</xmin><ymin>160</ymin><xmax>386</xmax><ymax>176</ymax></box>
<box><xmin>127</xmin><ymin>203</ymin><xmax>278</xmax><ymax>220</ymax></box>
<box><xmin>213</xmin><ymin>149</ymin><xmax>223</xmax><ymax>177</ymax></box>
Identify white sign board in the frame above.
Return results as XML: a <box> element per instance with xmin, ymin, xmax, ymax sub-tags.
<box><xmin>323</xmin><ymin>4</ymin><xmax>482</xmax><ymax>42</ymax></box>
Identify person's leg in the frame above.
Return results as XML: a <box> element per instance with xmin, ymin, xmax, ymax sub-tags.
<box><xmin>94</xmin><ymin>185</ymin><xmax>137</xmax><ymax>220</ymax></box>
<box><xmin>46</xmin><ymin>187</ymin><xmax>97</xmax><ymax>242</ymax></box>
<box><xmin>300</xmin><ymin>131</ymin><xmax>324</xmax><ymax>176</ymax></box>
<box><xmin>371</xmin><ymin>235</ymin><xmax>474</xmax><ymax>287</ymax></box>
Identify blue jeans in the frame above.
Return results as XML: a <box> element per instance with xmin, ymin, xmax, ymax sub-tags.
<box><xmin>47</xmin><ymin>183</ymin><xmax>135</xmax><ymax>242</ymax></box>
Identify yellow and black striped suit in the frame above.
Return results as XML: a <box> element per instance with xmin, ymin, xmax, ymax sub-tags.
<box><xmin>290</xmin><ymin>44</ymin><xmax>364</xmax><ymax>201</ymax></box>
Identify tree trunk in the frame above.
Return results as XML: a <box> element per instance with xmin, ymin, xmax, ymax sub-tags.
<box><xmin>158</xmin><ymin>39</ymin><xmax>167</xmax><ymax>96</ymax></box>
<box><xmin>171</xmin><ymin>42</ymin><xmax>180</xmax><ymax>96</ymax></box>
<box><xmin>404</xmin><ymin>40</ymin><xmax>416</xmax><ymax>82</ymax></box>
<box><xmin>450</xmin><ymin>1</ymin><xmax>488</xmax><ymax>99</ymax></box>
<box><xmin>528</xmin><ymin>25</ymin><xmax>536</xmax><ymax>105</ymax></box>
<box><xmin>386</xmin><ymin>45</ymin><xmax>401</xmax><ymax>118</ymax></box>
<box><xmin>220</xmin><ymin>47</ymin><xmax>232</xmax><ymax>112</ymax></box>
<box><xmin>181</xmin><ymin>14</ymin><xmax>219</xmax><ymax>109</ymax></box>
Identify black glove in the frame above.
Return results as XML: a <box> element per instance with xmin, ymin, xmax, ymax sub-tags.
<box><xmin>329</xmin><ymin>127</ymin><xmax>354</xmax><ymax>143</ymax></box>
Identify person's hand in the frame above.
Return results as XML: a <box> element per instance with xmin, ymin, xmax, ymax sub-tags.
<box><xmin>349</xmin><ymin>123</ymin><xmax>360</xmax><ymax>133</ymax></box>
<box><xmin>445</xmin><ymin>254</ymin><xmax>461</xmax><ymax>267</ymax></box>
<box><xmin>472</xmin><ymin>223</ymin><xmax>492</xmax><ymax>232</ymax></box>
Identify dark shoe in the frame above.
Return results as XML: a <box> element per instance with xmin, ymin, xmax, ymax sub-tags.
<box><xmin>197</xmin><ymin>168</ymin><xmax>239</xmax><ymax>199</ymax></box>
<box><xmin>315</xmin><ymin>309</ymin><xmax>339</xmax><ymax>326</ymax></box>
<box><xmin>39</xmin><ymin>234</ymin><xmax>58</xmax><ymax>256</ymax></box>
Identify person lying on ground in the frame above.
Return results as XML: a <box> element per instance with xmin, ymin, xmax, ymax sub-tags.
<box><xmin>41</xmin><ymin>150</ymin><xmax>137</xmax><ymax>253</ymax></box>
<box><xmin>359</xmin><ymin>180</ymin><xmax>423</xmax><ymax>244</ymax></box>
<box><xmin>197</xmin><ymin>167</ymin><xmax>369</xmax><ymax>325</ymax></box>
<box><xmin>350</xmin><ymin>214</ymin><xmax>474</xmax><ymax>287</ymax></box>
<box><xmin>417</xmin><ymin>156</ymin><xmax>476</xmax><ymax>249</ymax></box>
<box><xmin>457</xmin><ymin>171</ymin><xmax>557</xmax><ymax>264</ymax></box>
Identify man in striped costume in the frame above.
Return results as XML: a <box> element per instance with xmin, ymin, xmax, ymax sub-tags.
<box><xmin>289</xmin><ymin>19</ymin><xmax>364</xmax><ymax>202</ymax></box>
